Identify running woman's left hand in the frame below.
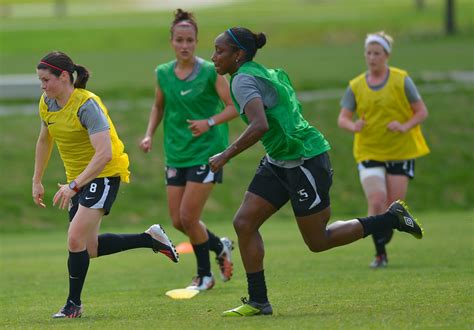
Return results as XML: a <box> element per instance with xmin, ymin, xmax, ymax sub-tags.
<box><xmin>53</xmin><ymin>183</ymin><xmax>76</xmax><ymax>209</ymax></box>
<box><xmin>32</xmin><ymin>181</ymin><xmax>46</xmax><ymax>208</ymax></box>
<box><xmin>209</xmin><ymin>152</ymin><xmax>228</xmax><ymax>172</ymax></box>
<box><xmin>187</xmin><ymin>119</ymin><xmax>209</xmax><ymax>137</ymax></box>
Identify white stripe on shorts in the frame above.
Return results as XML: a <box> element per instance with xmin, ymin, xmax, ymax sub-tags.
<box><xmin>91</xmin><ymin>177</ymin><xmax>110</xmax><ymax>209</ymax></box>
<box><xmin>299</xmin><ymin>165</ymin><xmax>321</xmax><ymax>209</ymax></box>
<box><xmin>203</xmin><ymin>170</ymin><xmax>215</xmax><ymax>183</ymax></box>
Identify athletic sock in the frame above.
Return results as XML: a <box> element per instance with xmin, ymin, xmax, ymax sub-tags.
<box><xmin>384</xmin><ymin>228</ymin><xmax>394</xmax><ymax>244</ymax></box>
<box><xmin>207</xmin><ymin>229</ymin><xmax>224</xmax><ymax>255</ymax></box>
<box><xmin>67</xmin><ymin>250</ymin><xmax>90</xmax><ymax>306</ymax></box>
<box><xmin>192</xmin><ymin>241</ymin><xmax>211</xmax><ymax>277</ymax></box>
<box><xmin>247</xmin><ymin>270</ymin><xmax>268</xmax><ymax>304</ymax></box>
<box><xmin>97</xmin><ymin>233</ymin><xmax>152</xmax><ymax>257</ymax></box>
<box><xmin>372</xmin><ymin>228</ymin><xmax>394</xmax><ymax>256</ymax></box>
<box><xmin>372</xmin><ymin>232</ymin><xmax>387</xmax><ymax>256</ymax></box>
<box><xmin>358</xmin><ymin>212</ymin><xmax>398</xmax><ymax>237</ymax></box>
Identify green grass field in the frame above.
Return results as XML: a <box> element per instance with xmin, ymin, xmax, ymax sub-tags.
<box><xmin>1</xmin><ymin>210</ymin><xmax>473</xmax><ymax>329</ymax></box>
<box><xmin>1</xmin><ymin>0</ymin><xmax>473</xmax><ymax>328</ymax></box>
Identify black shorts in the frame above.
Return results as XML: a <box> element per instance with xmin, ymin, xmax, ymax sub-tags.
<box><xmin>358</xmin><ymin>159</ymin><xmax>415</xmax><ymax>179</ymax></box>
<box><xmin>165</xmin><ymin>164</ymin><xmax>223</xmax><ymax>186</ymax></box>
<box><xmin>69</xmin><ymin>176</ymin><xmax>120</xmax><ymax>221</ymax></box>
<box><xmin>248</xmin><ymin>153</ymin><xmax>333</xmax><ymax>217</ymax></box>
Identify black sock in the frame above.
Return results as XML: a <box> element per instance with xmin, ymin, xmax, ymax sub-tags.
<box><xmin>207</xmin><ymin>229</ymin><xmax>224</xmax><ymax>255</ymax></box>
<box><xmin>358</xmin><ymin>212</ymin><xmax>398</xmax><ymax>237</ymax></box>
<box><xmin>372</xmin><ymin>228</ymin><xmax>394</xmax><ymax>256</ymax></box>
<box><xmin>372</xmin><ymin>232</ymin><xmax>387</xmax><ymax>255</ymax></box>
<box><xmin>97</xmin><ymin>233</ymin><xmax>152</xmax><ymax>257</ymax></box>
<box><xmin>247</xmin><ymin>270</ymin><xmax>268</xmax><ymax>304</ymax></box>
<box><xmin>192</xmin><ymin>241</ymin><xmax>211</xmax><ymax>277</ymax></box>
<box><xmin>67</xmin><ymin>250</ymin><xmax>90</xmax><ymax>306</ymax></box>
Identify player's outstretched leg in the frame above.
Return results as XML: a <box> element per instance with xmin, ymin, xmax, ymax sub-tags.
<box><xmin>52</xmin><ymin>300</ymin><xmax>83</xmax><ymax>319</ymax></box>
<box><xmin>388</xmin><ymin>200</ymin><xmax>424</xmax><ymax>239</ymax></box>
<box><xmin>222</xmin><ymin>297</ymin><xmax>273</xmax><ymax>317</ymax></box>
<box><xmin>145</xmin><ymin>224</ymin><xmax>179</xmax><ymax>263</ymax></box>
<box><xmin>216</xmin><ymin>237</ymin><xmax>234</xmax><ymax>282</ymax></box>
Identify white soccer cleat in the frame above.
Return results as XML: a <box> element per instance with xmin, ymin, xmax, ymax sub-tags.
<box><xmin>216</xmin><ymin>237</ymin><xmax>234</xmax><ymax>282</ymax></box>
<box><xmin>186</xmin><ymin>274</ymin><xmax>215</xmax><ymax>291</ymax></box>
<box><xmin>52</xmin><ymin>300</ymin><xmax>83</xmax><ymax>318</ymax></box>
<box><xmin>145</xmin><ymin>224</ymin><xmax>179</xmax><ymax>263</ymax></box>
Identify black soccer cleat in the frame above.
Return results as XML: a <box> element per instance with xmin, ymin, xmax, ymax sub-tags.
<box><xmin>387</xmin><ymin>200</ymin><xmax>424</xmax><ymax>239</ymax></box>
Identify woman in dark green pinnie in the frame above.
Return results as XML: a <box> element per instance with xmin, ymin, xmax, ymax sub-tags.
<box><xmin>210</xmin><ymin>26</ymin><xmax>425</xmax><ymax>316</ymax></box>
<box><xmin>140</xmin><ymin>9</ymin><xmax>238</xmax><ymax>291</ymax></box>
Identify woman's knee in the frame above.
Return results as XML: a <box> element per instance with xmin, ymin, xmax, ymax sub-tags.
<box><xmin>180</xmin><ymin>212</ymin><xmax>199</xmax><ymax>232</ymax></box>
<box><xmin>306</xmin><ymin>241</ymin><xmax>329</xmax><ymax>253</ymax></box>
<box><xmin>302</xmin><ymin>230</ymin><xmax>330</xmax><ymax>252</ymax></box>
<box><xmin>233</xmin><ymin>215</ymin><xmax>256</xmax><ymax>236</ymax></box>
<box><xmin>67</xmin><ymin>232</ymin><xmax>86</xmax><ymax>251</ymax></box>
<box><xmin>367</xmin><ymin>191</ymin><xmax>387</xmax><ymax>208</ymax></box>
<box><xmin>171</xmin><ymin>218</ymin><xmax>185</xmax><ymax>233</ymax></box>
<box><xmin>297</xmin><ymin>210</ymin><xmax>332</xmax><ymax>253</ymax></box>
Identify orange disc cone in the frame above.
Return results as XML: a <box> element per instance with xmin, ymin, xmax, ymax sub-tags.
<box><xmin>176</xmin><ymin>241</ymin><xmax>194</xmax><ymax>254</ymax></box>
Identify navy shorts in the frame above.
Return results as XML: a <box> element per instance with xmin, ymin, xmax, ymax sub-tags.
<box><xmin>69</xmin><ymin>176</ymin><xmax>120</xmax><ymax>221</ymax></box>
<box><xmin>358</xmin><ymin>159</ymin><xmax>415</xmax><ymax>179</ymax></box>
<box><xmin>165</xmin><ymin>164</ymin><xmax>223</xmax><ymax>186</ymax></box>
<box><xmin>248</xmin><ymin>152</ymin><xmax>333</xmax><ymax>217</ymax></box>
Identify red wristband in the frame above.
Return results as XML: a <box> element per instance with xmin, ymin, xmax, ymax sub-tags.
<box><xmin>68</xmin><ymin>180</ymin><xmax>80</xmax><ymax>193</ymax></box>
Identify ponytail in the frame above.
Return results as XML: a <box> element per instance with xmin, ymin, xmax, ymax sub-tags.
<box><xmin>73</xmin><ymin>64</ymin><xmax>89</xmax><ymax>89</ymax></box>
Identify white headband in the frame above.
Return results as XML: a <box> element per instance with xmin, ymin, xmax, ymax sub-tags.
<box><xmin>365</xmin><ymin>35</ymin><xmax>391</xmax><ymax>54</ymax></box>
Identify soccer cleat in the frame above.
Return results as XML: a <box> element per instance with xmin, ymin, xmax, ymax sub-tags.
<box><xmin>222</xmin><ymin>297</ymin><xmax>273</xmax><ymax>317</ymax></box>
<box><xmin>370</xmin><ymin>254</ymin><xmax>388</xmax><ymax>269</ymax></box>
<box><xmin>52</xmin><ymin>300</ymin><xmax>83</xmax><ymax>318</ymax></box>
<box><xmin>145</xmin><ymin>224</ymin><xmax>179</xmax><ymax>263</ymax></box>
<box><xmin>387</xmin><ymin>200</ymin><xmax>424</xmax><ymax>239</ymax></box>
<box><xmin>216</xmin><ymin>237</ymin><xmax>234</xmax><ymax>282</ymax></box>
<box><xmin>186</xmin><ymin>274</ymin><xmax>215</xmax><ymax>291</ymax></box>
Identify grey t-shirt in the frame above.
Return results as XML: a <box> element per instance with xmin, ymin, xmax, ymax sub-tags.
<box><xmin>43</xmin><ymin>96</ymin><xmax>109</xmax><ymax>135</ymax></box>
<box><xmin>173</xmin><ymin>56</ymin><xmax>203</xmax><ymax>82</ymax></box>
<box><xmin>231</xmin><ymin>73</ymin><xmax>308</xmax><ymax>168</ymax></box>
<box><xmin>340</xmin><ymin>73</ymin><xmax>421</xmax><ymax>112</ymax></box>
<box><xmin>231</xmin><ymin>73</ymin><xmax>278</xmax><ymax>114</ymax></box>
